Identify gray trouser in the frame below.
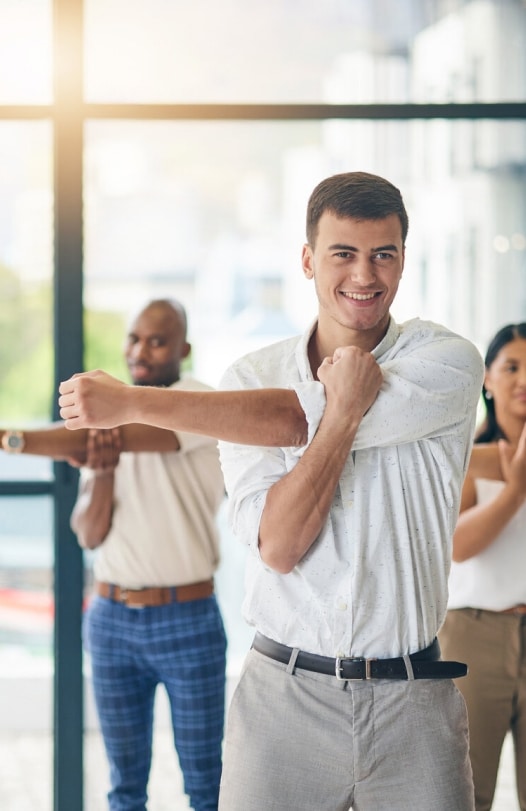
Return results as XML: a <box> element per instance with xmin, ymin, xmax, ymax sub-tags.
<box><xmin>219</xmin><ymin>647</ymin><xmax>475</xmax><ymax>811</ymax></box>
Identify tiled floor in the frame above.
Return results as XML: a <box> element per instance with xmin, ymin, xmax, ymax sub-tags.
<box><xmin>0</xmin><ymin>727</ymin><xmax>519</xmax><ymax>811</ymax></box>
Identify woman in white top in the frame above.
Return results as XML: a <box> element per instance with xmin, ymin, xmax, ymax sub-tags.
<box><xmin>440</xmin><ymin>322</ymin><xmax>526</xmax><ymax>811</ymax></box>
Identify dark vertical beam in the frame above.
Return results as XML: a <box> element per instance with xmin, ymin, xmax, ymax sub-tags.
<box><xmin>52</xmin><ymin>1</ymin><xmax>84</xmax><ymax>810</ymax></box>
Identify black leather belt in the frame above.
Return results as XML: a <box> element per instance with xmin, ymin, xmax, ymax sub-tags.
<box><xmin>252</xmin><ymin>633</ymin><xmax>467</xmax><ymax>680</ymax></box>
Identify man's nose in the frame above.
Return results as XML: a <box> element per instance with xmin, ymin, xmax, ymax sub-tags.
<box><xmin>129</xmin><ymin>341</ymin><xmax>148</xmax><ymax>359</ymax></box>
<box><xmin>350</xmin><ymin>258</ymin><xmax>376</xmax><ymax>285</ymax></box>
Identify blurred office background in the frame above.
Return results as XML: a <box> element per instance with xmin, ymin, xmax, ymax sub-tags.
<box><xmin>0</xmin><ymin>1</ymin><xmax>525</xmax><ymax>809</ymax></box>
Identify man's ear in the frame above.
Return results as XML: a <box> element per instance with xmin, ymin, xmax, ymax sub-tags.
<box><xmin>182</xmin><ymin>341</ymin><xmax>192</xmax><ymax>360</ymax></box>
<box><xmin>302</xmin><ymin>243</ymin><xmax>314</xmax><ymax>280</ymax></box>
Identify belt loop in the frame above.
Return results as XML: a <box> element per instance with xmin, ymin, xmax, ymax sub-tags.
<box><xmin>286</xmin><ymin>647</ymin><xmax>300</xmax><ymax>674</ymax></box>
<box><xmin>403</xmin><ymin>654</ymin><xmax>415</xmax><ymax>681</ymax></box>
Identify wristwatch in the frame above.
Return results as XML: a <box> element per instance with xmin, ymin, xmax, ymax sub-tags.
<box><xmin>1</xmin><ymin>430</ymin><xmax>26</xmax><ymax>454</ymax></box>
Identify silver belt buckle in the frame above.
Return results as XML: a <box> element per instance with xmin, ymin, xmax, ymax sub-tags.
<box><xmin>335</xmin><ymin>656</ymin><xmax>376</xmax><ymax>681</ymax></box>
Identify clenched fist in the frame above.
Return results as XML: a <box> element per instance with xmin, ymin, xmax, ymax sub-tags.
<box><xmin>59</xmin><ymin>370</ymin><xmax>131</xmax><ymax>429</ymax></box>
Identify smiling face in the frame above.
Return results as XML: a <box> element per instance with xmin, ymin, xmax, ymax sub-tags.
<box><xmin>124</xmin><ymin>301</ymin><xmax>191</xmax><ymax>387</ymax></box>
<box><xmin>484</xmin><ymin>337</ymin><xmax>526</xmax><ymax>435</ymax></box>
<box><xmin>302</xmin><ymin>211</ymin><xmax>405</xmax><ymax>354</ymax></box>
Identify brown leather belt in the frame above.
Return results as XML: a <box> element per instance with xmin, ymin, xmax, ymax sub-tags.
<box><xmin>95</xmin><ymin>579</ymin><xmax>214</xmax><ymax>608</ymax></box>
<box><xmin>499</xmin><ymin>604</ymin><xmax>526</xmax><ymax>615</ymax></box>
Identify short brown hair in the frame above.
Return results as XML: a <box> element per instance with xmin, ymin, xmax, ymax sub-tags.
<box><xmin>306</xmin><ymin>171</ymin><xmax>409</xmax><ymax>247</ymax></box>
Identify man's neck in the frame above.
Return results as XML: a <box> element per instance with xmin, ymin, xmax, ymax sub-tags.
<box><xmin>308</xmin><ymin>317</ymin><xmax>390</xmax><ymax>378</ymax></box>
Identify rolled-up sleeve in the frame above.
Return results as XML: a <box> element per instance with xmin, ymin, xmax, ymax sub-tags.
<box><xmin>353</xmin><ymin>332</ymin><xmax>484</xmax><ymax>451</ymax></box>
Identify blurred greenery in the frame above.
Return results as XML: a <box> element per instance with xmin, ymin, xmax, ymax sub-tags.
<box><xmin>0</xmin><ymin>263</ymin><xmax>128</xmax><ymax>423</ymax></box>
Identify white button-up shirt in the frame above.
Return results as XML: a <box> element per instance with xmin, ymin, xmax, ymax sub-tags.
<box><xmin>219</xmin><ymin>317</ymin><xmax>484</xmax><ymax>659</ymax></box>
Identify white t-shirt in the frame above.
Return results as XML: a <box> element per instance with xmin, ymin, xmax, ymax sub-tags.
<box><xmin>90</xmin><ymin>378</ymin><xmax>225</xmax><ymax>588</ymax></box>
<box><xmin>219</xmin><ymin>317</ymin><xmax>483</xmax><ymax>659</ymax></box>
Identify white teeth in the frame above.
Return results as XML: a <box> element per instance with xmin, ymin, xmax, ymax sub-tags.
<box><xmin>342</xmin><ymin>292</ymin><xmax>376</xmax><ymax>301</ymax></box>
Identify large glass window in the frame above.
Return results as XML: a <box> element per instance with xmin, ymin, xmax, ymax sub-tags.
<box><xmin>0</xmin><ymin>0</ymin><xmax>52</xmax><ymax>104</ymax></box>
<box><xmin>85</xmin><ymin>0</ymin><xmax>526</xmax><ymax>104</ymax></box>
<box><xmin>0</xmin><ymin>121</ymin><xmax>54</xmax><ymax>663</ymax></box>
<box><xmin>0</xmin><ymin>119</ymin><xmax>54</xmax><ymax>808</ymax></box>
<box><xmin>84</xmin><ymin>118</ymin><xmax>526</xmax><ymax>372</ymax></box>
<box><xmin>0</xmin><ymin>122</ymin><xmax>54</xmax><ymax>425</ymax></box>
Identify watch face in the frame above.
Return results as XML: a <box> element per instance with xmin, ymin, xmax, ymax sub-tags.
<box><xmin>3</xmin><ymin>431</ymin><xmax>25</xmax><ymax>453</ymax></box>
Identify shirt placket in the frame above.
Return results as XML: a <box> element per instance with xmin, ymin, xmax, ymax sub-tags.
<box><xmin>333</xmin><ymin>455</ymin><xmax>356</xmax><ymax>656</ymax></box>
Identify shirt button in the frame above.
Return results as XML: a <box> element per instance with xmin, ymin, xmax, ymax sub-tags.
<box><xmin>336</xmin><ymin>598</ymin><xmax>347</xmax><ymax>611</ymax></box>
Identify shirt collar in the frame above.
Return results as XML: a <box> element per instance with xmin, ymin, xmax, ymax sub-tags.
<box><xmin>295</xmin><ymin>319</ymin><xmax>318</xmax><ymax>381</ymax></box>
<box><xmin>371</xmin><ymin>316</ymin><xmax>400</xmax><ymax>360</ymax></box>
<box><xmin>296</xmin><ymin>315</ymin><xmax>400</xmax><ymax>380</ymax></box>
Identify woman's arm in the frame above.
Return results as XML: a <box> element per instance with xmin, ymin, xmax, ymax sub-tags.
<box><xmin>452</xmin><ymin>427</ymin><xmax>526</xmax><ymax>562</ymax></box>
<box><xmin>465</xmin><ymin>444</ymin><xmax>503</xmax><ymax>481</ymax></box>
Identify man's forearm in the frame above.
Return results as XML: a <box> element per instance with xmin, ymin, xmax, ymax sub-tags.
<box><xmin>131</xmin><ymin>388</ymin><xmax>309</xmax><ymax>447</ymax></box>
<box><xmin>0</xmin><ymin>424</ymin><xmax>88</xmax><ymax>460</ymax></box>
<box><xmin>0</xmin><ymin>422</ymin><xmax>180</xmax><ymax>460</ymax></box>
<box><xmin>70</xmin><ymin>474</ymin><xmax>115</xmax><ymax>550</ymax></box>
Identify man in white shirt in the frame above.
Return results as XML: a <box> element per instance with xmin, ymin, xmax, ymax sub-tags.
<box><xmin>58</xmin><ymin>172</ymin><xmax>483</xmax><ymax>810</ymax></box>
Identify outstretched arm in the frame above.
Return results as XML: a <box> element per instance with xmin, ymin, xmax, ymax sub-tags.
<box><xmin>1</xmin><ymin>422</ymin><xmax>89</xmax><ymax>463</ymax></box>
<box><xmin>0</xmin><ymin>421</ymin><xmax>181</xmax><ymax>462</ymax></box>
<box><xmin>58</xmin><ymin>369</ymin><xmax>308</xmax><ymax>447</ymax></box>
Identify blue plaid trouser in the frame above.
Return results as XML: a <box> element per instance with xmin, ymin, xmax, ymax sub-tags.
<box><xmin>84</xmin><ymin>593</ymin><xmax>227</xmax><ymax>811</ymax></box>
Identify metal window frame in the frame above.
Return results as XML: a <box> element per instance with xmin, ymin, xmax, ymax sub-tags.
<box><xmin>0</xmin><ymin>1</ymin><xmax>524</xmax><ymax>809</ymax></box>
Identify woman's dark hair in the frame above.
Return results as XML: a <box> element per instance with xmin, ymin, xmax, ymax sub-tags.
<box><xmin>476</xmin><ymin>322</ymin><xmax>526</xmax><ymax>443</ymax></box>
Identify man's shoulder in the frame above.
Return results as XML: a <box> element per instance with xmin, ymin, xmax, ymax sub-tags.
<box><xmin>398</xmin><ymin>317</ymin><xmax>461</xmax><ymax>341</ymax></box>
<box><xmin>398</xmin><ymin>317</ymin><xmax>480</xmax><ymax>352</ymax></box>
<box><xmin>394</xmin><ymin>317</ymin><xmax>484</xmax><ymax>377</ymax></box>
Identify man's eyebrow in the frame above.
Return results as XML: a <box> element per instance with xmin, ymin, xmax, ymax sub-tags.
<box><xmin>328</xmin><ymin>243</ymin><xmax>358</xmax><ymax>251</ymax></box>
<box><xmin>328</xmin><ymin>243</ymin><xmax>399</xmax><ymax>253</ymax></box>
<box><xmin>373</xmin><ymin>243</ymin><xmax>399</xmax><ymax>253</ymax></box>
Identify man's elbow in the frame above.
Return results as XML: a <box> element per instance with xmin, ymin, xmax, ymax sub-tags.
<box><xmin>289</xmin><ymin>410</ymin><xmax>308</xmax><ymax>447</ymax></box>
<box><xmin>259</xmin><ymin>540</ymin><xmax>298</xmax><ymax>575</ymax></box>
<box><xmin>71</xmin><ymin>517</ymin><xmax>104</xmax><ymax>550</ymax></box>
